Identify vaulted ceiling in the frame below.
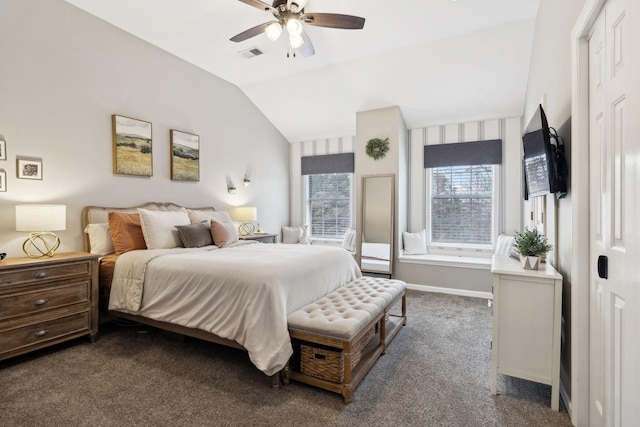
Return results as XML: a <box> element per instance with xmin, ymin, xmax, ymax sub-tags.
<box><xmin>64</xmin><ymin>0</ymin><xmax>539</xmax><ymax>142</ymax></box>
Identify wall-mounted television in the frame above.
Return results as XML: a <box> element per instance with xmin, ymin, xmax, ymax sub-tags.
<box><xmin>522</xmin><ymin>105</ymin><xmax>567</xmax><ymax>200</ymax></box>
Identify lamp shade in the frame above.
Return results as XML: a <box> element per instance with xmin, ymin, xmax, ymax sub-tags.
<box><xmin>16</xmin><ymin>204</ymin><xmax>67</xmax><ymax>232</ymax></box>
<box><xmin>227</xmin><ymin>206</ymin><xmax>257</xmax><ymax>222</ymax></box>
<box><xmin>265</xmin><ymin>22</ymin><xmax>283</xmax><ymax>41</ymax></box>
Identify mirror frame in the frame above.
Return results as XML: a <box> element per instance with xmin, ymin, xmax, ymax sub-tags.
<box><xmin>360</xmin><ymin>173</ymin><xmax>395</xmax><ymax>275</ymax></box>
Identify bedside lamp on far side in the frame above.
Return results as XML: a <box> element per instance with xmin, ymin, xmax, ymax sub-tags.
<box><xmin>16</xmin><ymin>204</ymin><xmax>66</xmax><ymax>258</ymax></box>
<box><xmin>227</xmin><ymin>206</ymin><xmax>257</xmax><ymax>236</ymax></box>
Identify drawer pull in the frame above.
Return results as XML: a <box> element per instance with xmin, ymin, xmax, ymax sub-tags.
<box><xmin>33</xmin><ymin>271</ymin><xmax>49</xmax><ymax>279</ymax></box>
<box><xmin>34</xmin><ymin>330</ymin><xmax>49</xmax><ymax>337</ymax></box>
<box><xmin>34</xmin><ymin>298</ymin><xmax>49</xmax><ymax>306</ymax></box>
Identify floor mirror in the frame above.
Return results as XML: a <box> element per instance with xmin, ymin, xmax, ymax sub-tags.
<box><xmin>360</xmin><ymin>174</ymin><xmax>394</xmax><ymax>275</ymax></box>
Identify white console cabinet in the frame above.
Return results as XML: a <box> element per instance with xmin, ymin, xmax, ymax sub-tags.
<box><xmin>490</xmin><ymin>254</ymin><xmax>563</xmax><ymax>410</ymax></box>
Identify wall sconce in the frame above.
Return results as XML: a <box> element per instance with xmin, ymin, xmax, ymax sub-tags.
<box><xmin>227</xmin><ymin>206</ymin><xmax>257</xmax><ymax>236</ymax></box>
<box><xmin>15</xmin><ymin>204</ymin><xmax>67</xmax><ymax>258</ymax></box>
<box><xmin>243</xmin><ymin>175</ymin><xmax>251</xmax><ymax>187</ymax></box>
<box><xmin>228</xmin><ymin>184</ymin><xmax>236</xmax><ymax>194</ymax></box>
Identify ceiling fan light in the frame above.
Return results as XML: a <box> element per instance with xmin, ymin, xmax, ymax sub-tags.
<box><xmin>265</xmin><ymin>22</ymin><xmax>282</xmax><ymax>41</ymax></box>
<box><xmin>286</xmin><ymin>18</ymin><xmax>303</xmax><ymax>36</ymax></box>
<box><xmin>289</xmin><ymin>34</ymin><xmax>304</xmax><ymax>49</ymax></box>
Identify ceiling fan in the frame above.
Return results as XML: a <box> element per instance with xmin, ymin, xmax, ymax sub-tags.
<box><xmin>230</xmin><ymin>0</ymin><xmax>366</xmax><ymax>58</ymax></box>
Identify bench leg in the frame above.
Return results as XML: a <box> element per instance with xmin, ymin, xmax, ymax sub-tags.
<box><xmin>402</xmin><ymin>293</ymin><xmax>407</xmax><ymax>325</ymax></box>
<box><xmin>380</xmin><ymin>316</ymin><xmax>388</xmax><ymax>354</ymax></box>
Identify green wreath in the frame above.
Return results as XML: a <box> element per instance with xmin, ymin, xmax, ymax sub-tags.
<box><xmin>365</xmin><ymin>137</ymin><xmax>389</xmax><ymax>160</ymax></box>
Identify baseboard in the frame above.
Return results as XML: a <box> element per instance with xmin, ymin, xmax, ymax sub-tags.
<box><xmin>406</xmin><ymin>283</ymin><xmax>493</xmax><ymax>300</ymax></box>
<box><xmin>560</xmin><ymin>382</ymin><xmax>572</xmax><ymax>419</ymax></box>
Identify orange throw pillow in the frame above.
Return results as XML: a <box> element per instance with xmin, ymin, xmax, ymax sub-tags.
<box><xmin>108</xmin><ymin>212</ymin><xmax>147</xmax><ymax>254</ymax></box>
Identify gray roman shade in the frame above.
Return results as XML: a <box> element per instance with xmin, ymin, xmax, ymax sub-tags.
<box><xmin>301</xmin><ymin>153</ymin><xmax>355</xmax><ymax>175</ymax></box>
<box><xmin>424</xmin><ymin>139</ymin><xmax>502</xmax><ymax>168</ymax></box>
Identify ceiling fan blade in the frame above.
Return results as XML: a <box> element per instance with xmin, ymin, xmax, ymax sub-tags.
<box><xmin>238</xmin><ymin>0</ymin><xmax>277</xmax><ymax>14</ymax></box>
<box><xmin>230</xmin><ymin>21</ymin><xmax>273</xmax><ymax>42</ymax></box>
<box><xmin>301</xmin><ymin>13</ymin><xmax>365</xmax><ymax>30</ymax></box>
<box><xmin>297</xmin><ymin>29</ymin><xmax>315</xmax><ymax>57</ymax></box>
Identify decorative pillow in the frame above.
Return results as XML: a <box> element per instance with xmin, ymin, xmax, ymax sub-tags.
<box><xmin>210</xmin><ymin>220</ymin><xmax>238</xmax><ymax>248</ymax></box>
<box><xmin>175</xmin><ymin>221</ymin><xmax>213</xmax><ymax>248</ymax></box>
<box><xmin>108</xmin><ymin>212</ymin><xmax>147</xmax><ymax>254</ymax></box>
<box><xmin>187</xmin><ymin>209</ymin><xmax>233</xmax><ymax>225</ymax></box>
<box><xmin>84</xmin><ymin>223</ymin><xmax>115</xmax><ymax>256</ymax></box>
<box><xmin>138</xmin><ymin>208</ymin><xmax>191</xmax><ymax>249</ymax></box>
<box><xmin>282</xmin><ymin>225</ymin><xmax>307</xmax><ymax>244</ymax></box>
<box><xmin>298</xmin><ymin>225</ymin><xmax>311</xmax><ymax>245</ymax></box>
<box><xmin>403</xmin><ymin>229</ymin><xmax>427</xmax><ymax>255</ymax></box>
<box><xmin>342</xmin><ymin>229</ymin><xmax>356</xmax><ymax>253</ymax></box>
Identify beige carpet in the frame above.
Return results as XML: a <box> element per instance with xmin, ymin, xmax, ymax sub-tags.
<box><xmin>0</xmin><ymin>290</ymin><xmax>572</xmax><ymax>426</ymax></box>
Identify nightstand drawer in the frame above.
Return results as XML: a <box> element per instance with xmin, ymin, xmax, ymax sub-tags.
<box><xmin>0</xmin><ymin>311</ymin><xmax>90</xmax><ymax>357</ymax></box>
<box><xmin>0</xmin><ymin>282</ymin><xmax>90</xmax><ymax>321</ymax></box>
<box><xmin>0</xmin><ymin>261</ymin><xmax>91</xmax><ymax>288</ymax></box>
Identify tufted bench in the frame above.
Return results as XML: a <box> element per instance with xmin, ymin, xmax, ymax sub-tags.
<box><xmin>286</xmin><ymin>277</ymin><xmax>406</xmax><ymax>403</ymax></box>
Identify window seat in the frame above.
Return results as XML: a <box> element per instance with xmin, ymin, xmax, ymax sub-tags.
<box><xmin>398</xmin><ymin>252</ymin><xmax>491</xmax><ymax>270</ymax></box>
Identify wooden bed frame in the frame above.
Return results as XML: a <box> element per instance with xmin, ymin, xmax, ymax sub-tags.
<box><xmin>81</xmin><ymin>202</ymin><xmax>282</xmax><ymax>388</ymax></box>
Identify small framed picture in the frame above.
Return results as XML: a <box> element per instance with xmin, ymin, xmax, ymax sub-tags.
<box><xmin>0</xmin><ymin>137</ymin><xmax>6</xmax><ymax>160</ymax></box>
<box><xmin>0</xmin><ymin>169</ymin><xmax>6</xmax><ymax>191</ymax></box>
<box><xmin>112</xmin><ymin>114</ymin><xmax>153</xmax><ymax>177</ymax></box>
<box><xmin>17</xmin><ymin>157</ymin><xmax>43</xmax><ymax>180</ymax></box>
<box><xmin>170</xmin><ymin>129</ymin><xmax>199</xmax><ymax>181</ymax></box>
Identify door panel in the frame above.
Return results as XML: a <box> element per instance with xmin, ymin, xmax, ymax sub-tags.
<box><xmin>588</xmin><ymin>0</ymin><xmax>639</xmax><ymax>425</ymax></box>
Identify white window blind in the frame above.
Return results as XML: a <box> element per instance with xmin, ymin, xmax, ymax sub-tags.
<box><xmin>306</xmin><ymin>173</ymin><xmax>352</xmax><ymax>238</ymax></box>
<box><xmin>430</xmin><ymin>165</ymin><xmax>494</xmax><ymax>245</ymax></box>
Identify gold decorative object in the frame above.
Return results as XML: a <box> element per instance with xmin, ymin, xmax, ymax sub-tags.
<box><xmin>22</xmin><ymin>232</ymin><xmax>61</xmax><ymax>258</ymax></box>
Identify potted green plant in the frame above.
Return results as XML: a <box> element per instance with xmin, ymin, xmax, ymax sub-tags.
<box><xmin>513</xmin><ymin>227</ymin><xmax>553</xmax><ymax>270</ymax></box>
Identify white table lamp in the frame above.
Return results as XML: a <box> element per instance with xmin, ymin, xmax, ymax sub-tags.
<box><xmin>227</xmin><ymin>206</ymin><xmax>257</xmax><ymax>236</ymax></box>
<box><xmin>16</xmin><ymin>204</ymin><xmax>66</xmax><ymax>258</ymax></box>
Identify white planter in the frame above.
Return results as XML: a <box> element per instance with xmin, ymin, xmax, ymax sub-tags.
<box><xmin>520</xmin><ymin>255</ymin><xmax>541</xmax><ymax>270</ymax></box>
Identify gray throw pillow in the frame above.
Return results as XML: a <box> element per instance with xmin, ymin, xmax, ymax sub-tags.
<box><xmin>176</xmin><ymin>221</ymin><xmax>213</xmax><ymax>248</ymax></box>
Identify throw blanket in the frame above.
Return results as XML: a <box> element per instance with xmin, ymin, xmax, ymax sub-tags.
<box><xmin>109</xmin><ymin>243</ymin><xmax>361</xmax><ymax>375</ymax></box>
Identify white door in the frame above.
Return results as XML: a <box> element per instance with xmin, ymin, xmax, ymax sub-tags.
<box><xmin>588</xmin><ymin>0</ymin><xmax>640</xmax><ymax>425</ymax></box>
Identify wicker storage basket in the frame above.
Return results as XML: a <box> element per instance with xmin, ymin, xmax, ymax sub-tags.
<box><xmin>300</xmin><ymin>327</ymin><xmax>375</xmax><ymax>383</ymax></box>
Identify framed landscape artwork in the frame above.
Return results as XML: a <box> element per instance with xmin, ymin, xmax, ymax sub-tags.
<box><xmin>0</xmin><ymin>137</ymin><xmax>6</xmax><ymax>160</ymax></box>
<box><xmin>112</xmin><ymin>114</ymin><xmax>153</xmax><ymax>177</ymax></box>
<box><xmin>16</xmin><ymin>157</ymin><xmax>42</xmax><ymax>180</ymax></box>
<box><xmin>0</xmin><ymin>169</ymin><xmax>6</xmax><ymax>191</ymax></box>
<box><xmin>170</xmin><ymin>130</ymin><xmax>199</xmax><ymax>181</ymax></box>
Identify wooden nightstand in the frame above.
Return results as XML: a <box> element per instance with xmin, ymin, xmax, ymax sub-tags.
<box><xmin>239</xmin><ymin>233</ymin><xmax>278</xmax><ymax>243</ymax></box>
<box><xmin>0</xmin><ymin>252</ymin><xmax>99</xmax><ymax>361</ymax></box>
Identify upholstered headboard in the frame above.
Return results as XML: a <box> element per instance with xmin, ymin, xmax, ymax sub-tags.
<box><xmin>81</xmin><ymin>202</ymin><xmax>215</xmax><ymax>253</ymax></box>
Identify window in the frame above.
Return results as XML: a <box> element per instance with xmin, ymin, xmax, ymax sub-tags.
<box><xmin>430</xmin><ymin>165</ymin><xmax>496</xmax><ymax>246</ymax></box>
<box><xmin>424</xmin><ymin>139</ymin><xmax>502</xmax><ymax>252</ymax></box>
<box><xmin>305</xmin><ymin>173</ymin><xmax>352</xmax><ymax>238</ymax></box>
<box><xmin>301</xmin><ymin>152</ymin><xmax>355</xmax><ymax>239</ymax></box>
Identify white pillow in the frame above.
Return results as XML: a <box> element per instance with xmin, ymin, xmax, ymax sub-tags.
<box><xmin>84</xmin><ymin>223</ymin><xmax>114</xmax><ymax>256</ymax></box>
<box><xmin>298</xmin><ymin>225</ymin><xmax>311</xmax><ymax>245</ymax></box>
<box><xmin>282</xmin><ymin>225</ymin><xmax>305</xmax><ymax>244</ymax></box>
<box><xmin>342</xmin><ymin>229</ymin><xmax>356</xmax><ymax>252</ymax></box>
<box><xmin>187</xmin><ymin>209</ymin><xmax>233</xmax><ymax>225</ymax></box>
<box><xmin>138</xmin><ymin>208</ymin><xmax>191</xmax><ymax>249</ymax></box>
<box><xmin>403</xmin><ymin>229</ymin><xmax>427</xmax><ymax>255</ymax></box>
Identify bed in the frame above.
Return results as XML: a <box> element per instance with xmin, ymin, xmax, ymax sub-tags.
<box><xmin>82</xmin><ymin>202</ymin><xmax>362</xmax><ymax>382</ymax></box>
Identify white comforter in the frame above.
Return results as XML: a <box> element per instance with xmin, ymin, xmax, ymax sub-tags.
<box><xmin>109</xmin><ymin>242</ymin><xmax>361</xmax><ymax>375</ymax></box>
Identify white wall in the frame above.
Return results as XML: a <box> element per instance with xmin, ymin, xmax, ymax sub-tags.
<box><xmin>521</xmin><ymin>0</ymin><xmax>587</xmax><ymax>415</ymax></box>
<box><xmin>0</xmin><ymin>0</ymin><xmax>290</xmax><ymax>257</ymax></box>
